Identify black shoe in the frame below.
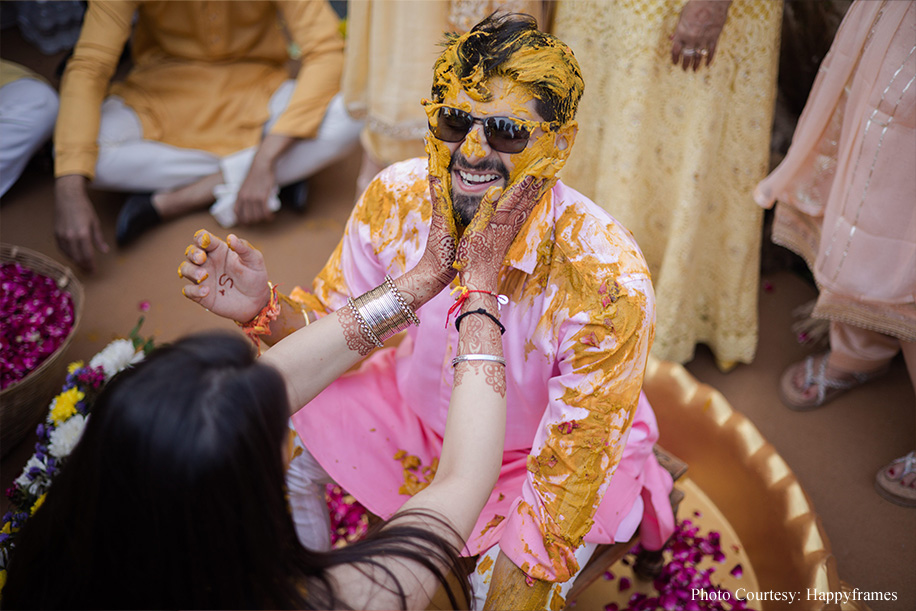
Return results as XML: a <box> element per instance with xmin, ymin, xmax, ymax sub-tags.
<box><xmin>116</xmin><ymin>193</ymin><xmax>161</xmax><ymax>247</ymax></box>
<box><xmin>279</xmin><ymin>180</ymin><xmax>309</xmax><ymax>213</ymax></box>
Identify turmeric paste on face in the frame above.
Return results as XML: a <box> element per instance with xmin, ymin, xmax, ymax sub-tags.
<box><xmin>426</xmin><ymin>42</ymin><xmax>578</xmax><ymax>241</ymax></box>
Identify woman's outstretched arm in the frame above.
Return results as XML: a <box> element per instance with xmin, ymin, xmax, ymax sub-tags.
<box><xmin>330</xmin><ymin>176</ymin><xmax>546</xmax><ymax>610</ymax></box>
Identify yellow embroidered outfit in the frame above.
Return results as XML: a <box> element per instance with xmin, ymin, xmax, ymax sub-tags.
<box><xmin>553</xmin><ymin>0</ymin><xmax>782</xmax><ymax>365</ymax></box>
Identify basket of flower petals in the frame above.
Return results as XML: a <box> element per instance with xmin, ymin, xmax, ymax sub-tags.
<box><xmin>1</xmin><ymin>244</ymin><xmax>83</xmax><ymax>456</ymax></box>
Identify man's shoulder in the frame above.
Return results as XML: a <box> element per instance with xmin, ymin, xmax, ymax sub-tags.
<box><xmin>350</xmin><ymin>159</ymin><xmax>431</xmax><ymax>263</ymax></box>
<box><xmin>357</xmin><ymin>157</ymin><xmax>431</xmax><ymax>215</ymax></box>
<box><xmin>370</xmin><ymin>158</ymin><xmax>429</xmax><ymax>194</ymax></box>
<box><xmin>550</xmin><ymin>181</ymin><xmax>648</xmax><ymax>276</ymax></box>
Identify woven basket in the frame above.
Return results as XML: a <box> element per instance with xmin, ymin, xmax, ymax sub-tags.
<box><xmin>1</xmin><ymin>244</ymin><xmax>83</xmax><ymax>457</ymax></box>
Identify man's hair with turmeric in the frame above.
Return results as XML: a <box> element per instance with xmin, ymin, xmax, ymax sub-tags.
<box><xmin>431</xmin><ymin>12</ymin><xmax>584</xmax><ymax>126</ymax></box>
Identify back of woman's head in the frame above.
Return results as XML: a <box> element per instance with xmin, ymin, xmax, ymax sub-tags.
<box><xmin>3</xmin><ymin>331</ymin><xmax>307</xmax><ymax>609</ymax></box>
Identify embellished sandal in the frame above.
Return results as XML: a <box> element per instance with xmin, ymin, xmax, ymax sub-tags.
<box><xmin>778</xmin><ymin>351</ymin><xmax>889</xmax><ymax>411</ymax></box>
<box><xmin>874</xmin><ymin>452</ymin><xmax>916</xmax><ymax>508</ymax></box>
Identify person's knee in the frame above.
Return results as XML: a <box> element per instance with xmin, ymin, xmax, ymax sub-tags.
<box><xmin>35</xmin><ymin>85</ymin><xmax>59</xmax><ymax>124</ymax></box>
<box><xmin>1</xmin><ymin>79</ymin><xmax>58</xmax><ymax>136</ymax></box>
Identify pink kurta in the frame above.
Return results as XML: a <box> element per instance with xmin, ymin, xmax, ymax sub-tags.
<box><xmin>292</xmin><ymin>158</ymin><xmax>674</xmax><ymax>582</ymax></box>
<box><xmin>755</xmin><ymin>0</ymin><xmax>916</xmax><ymax>341</ymax></box>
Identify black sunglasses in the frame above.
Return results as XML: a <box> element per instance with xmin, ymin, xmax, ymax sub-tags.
<box><xmin>423</xmin><ymin>102</ymin><xmax>554</xmax><ymax>154</ymax></box>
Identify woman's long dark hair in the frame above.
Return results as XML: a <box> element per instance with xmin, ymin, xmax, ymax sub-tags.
<box><xmin>2</xmin><ymin>332</ymin><xmax>469</xmax><ymax>609</ymax></box>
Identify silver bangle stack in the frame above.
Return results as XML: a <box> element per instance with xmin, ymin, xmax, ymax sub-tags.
<box><xmin>348</xmin><ymin>275</ymin><xmax>419</xmax><ymax>346</ymax></box>
<box><xmin>384</xmin><ymin>275</ymin><xmax>420</xmax><ymax>326</ymax></box>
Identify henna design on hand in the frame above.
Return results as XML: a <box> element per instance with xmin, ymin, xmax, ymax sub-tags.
<box><xmin>395</xmin><ymin>176</ymin><xmax>459</xmax><ymax>310</ymax></box>
<box><xmin>452</xmin><ymin>361</ymin><xmax>507</xmax><ymax>398</ymax></box>
<box><xmin>453</xmin><ymin>312</ymin><xmax>506</xmax><ymax>395</ymax></box>
<box><xmin>427</xmin><ymin>202</ymin><xmax>457</xmax><ymax>272</ymax></box>
<box><xmin>456</xmin><ymin>177</ymin><xmax>544</xmax><ymax>283</ymax></box>
<box><xmin>453</xmin><ymin>359</ymin><xmax>466</xmax><ymax>387</ymax></box>
<box><xmin>337</xmin><ymin>305</ymin><xmax>374</xmax><ymax>356</ymax></box>
<box><xmin>483</xmin><ymin>362</ymin><xmax>507</xmax><ymax>398</ymax></box>
<box><xmin>456</xmin><ymin>312</ymin><xmax>499</xmax><ymax>355</ymax></box>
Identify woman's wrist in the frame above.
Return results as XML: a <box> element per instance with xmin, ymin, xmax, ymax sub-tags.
<box><xmin>400</xmin><ymin>255</ymin><xmax>456</xmax><ymax>309</ymax></box>
<box><xmin>458</xmin><ymin>271</ymin><xmax>498</xmax><ymax>296</ymax></box>
<box><xmin>461</xmin><ymin>291</ymin><xmax>499</xmax><ymax>312</ymax></box>
<box><xmin>242</xmin><ymin>286</ymin><xmax>274</xmax><ymax>324</ymax></box>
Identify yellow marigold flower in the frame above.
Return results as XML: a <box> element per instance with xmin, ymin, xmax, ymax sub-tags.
<box><xmin>0</xmin><ymin>521</ymin><xmax>10</xmax><ymax>534</ymax></box>
<box><xmin>67</xmin><ymin>360</ymin><xmax>84</xmax><ymax>374</ymax></box>
<box><xmin>0</xmin><ymin>568</ymin><xmax>6</xmax><ymax>593</ymax></box>
<box><xmin>30</xmin><ymin>493</ymin><xmax>47</xmax><ymax>515</ymax></box>
<box><xmin>49</xmin><ymin>387</ymin><xmax>85</xmax><ymax>425</ymax></box>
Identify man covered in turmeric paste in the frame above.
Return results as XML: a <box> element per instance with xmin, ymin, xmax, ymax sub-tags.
<box><xmin>54</xmin><ymin>0</ymin><xmax>362</xmax><ymax>272</ymax></box>
<box><xmin>180</xmin><ymin>13</ymin><xmax>674</xmax><ymax>609</ymax></box>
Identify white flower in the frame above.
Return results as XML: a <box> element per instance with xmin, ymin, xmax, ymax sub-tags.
<box><xmin>48</xmin><ymin>414</ymin><xmax>89</xmax><ymax>459</ymax></box>
<box><xmin>14</xmin><ymin>456</ymin><xmax>49</xmax><ymax>495</ymax></box>
<box><xmin>89</xmin><ymin>339</ymin><xmax>144</xmax><ymax>379</ymax></box>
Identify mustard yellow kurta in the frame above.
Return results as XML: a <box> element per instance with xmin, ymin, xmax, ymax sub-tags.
<box><xmin>553</xmin><ymin>0</ymin><xmax>782</xmax><ymax>366</ymax></box>
<box><xmin>55</xmin><ymin>0</ymin><xmax>344</xmax><ymax>180</ymax></box>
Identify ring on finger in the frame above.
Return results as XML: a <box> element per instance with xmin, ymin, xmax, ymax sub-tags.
<box><xmin>699</xmin><ymin>48</ymin><xmax>709</xmax><ymax>57</ymax></box>
<box><xmin>682</xmin><ymin>48</ymin><xmax>696</xmax><ymax>56</ymax></box>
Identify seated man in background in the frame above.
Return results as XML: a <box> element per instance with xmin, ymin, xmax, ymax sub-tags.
<box><xmin>181</xmin><ymin>13</ymin><xmax>674</xmax><ymax>609</ymax></box>
<box><xmin>54</xmin><ymin>0</ymin><xmax>362</xmax><ymax>272</ymax></box>
<box><xmin>0</xmin><ymin>59</ymin><xmax>58</xmax><ymax>198</ymax></box>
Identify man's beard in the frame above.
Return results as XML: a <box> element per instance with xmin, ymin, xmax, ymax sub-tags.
<box><xmin>448</xmin><ymin>153</ymin><xmax>509</xmax><ymax>226</ymax></box>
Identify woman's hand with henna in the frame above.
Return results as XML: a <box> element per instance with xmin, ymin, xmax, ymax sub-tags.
<box><xmin>456</xmin><ymin>175</ymin><xmax>546</xmax><ymax>291</ymax></box>
<box><xmin>393</xmin><ymin>177</ymin><xmax>459</xmax><ymax>311</ymax></box>
<box><xmin>421</xmin><ymin>176</ymin><xmax>459</xmax><ymax>282</ymax></box>
<box><xmin>179</xmin><ymin>229</ymin><xmax>271</xmax><ymax>322</ymax></box>
<box><xmin>425</xmin><ymin>132</ymin><xmax>461</xmax><ymax>232</ymax></box>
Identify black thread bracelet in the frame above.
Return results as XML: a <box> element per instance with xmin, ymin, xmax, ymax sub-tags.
<box><xmin>455</xmin><ymin>308</ymin><xmax>505</xmax><ymax>335</ymax></box>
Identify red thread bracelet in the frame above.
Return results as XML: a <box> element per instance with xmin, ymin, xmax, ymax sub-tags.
<box><xmin>237</xmin><ymin>282</ymin><xmax>280</xmax><ymax>354</ymax></box>
<box><xmin>445</xmin><ymin>285</ymin><xmax>501</xmax><ymax>328</ymax></box>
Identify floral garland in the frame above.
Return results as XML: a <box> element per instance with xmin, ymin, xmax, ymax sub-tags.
<box><xmin>0</xmin><ymin>317</ymin><xmax>154</xmax><ymax>589</ymax></box>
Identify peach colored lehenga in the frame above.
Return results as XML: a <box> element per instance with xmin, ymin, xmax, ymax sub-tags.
<box><xmin>755</xmin><ymin>0</ymin><xmax>916</xmax><ymax>343</ymax></box>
